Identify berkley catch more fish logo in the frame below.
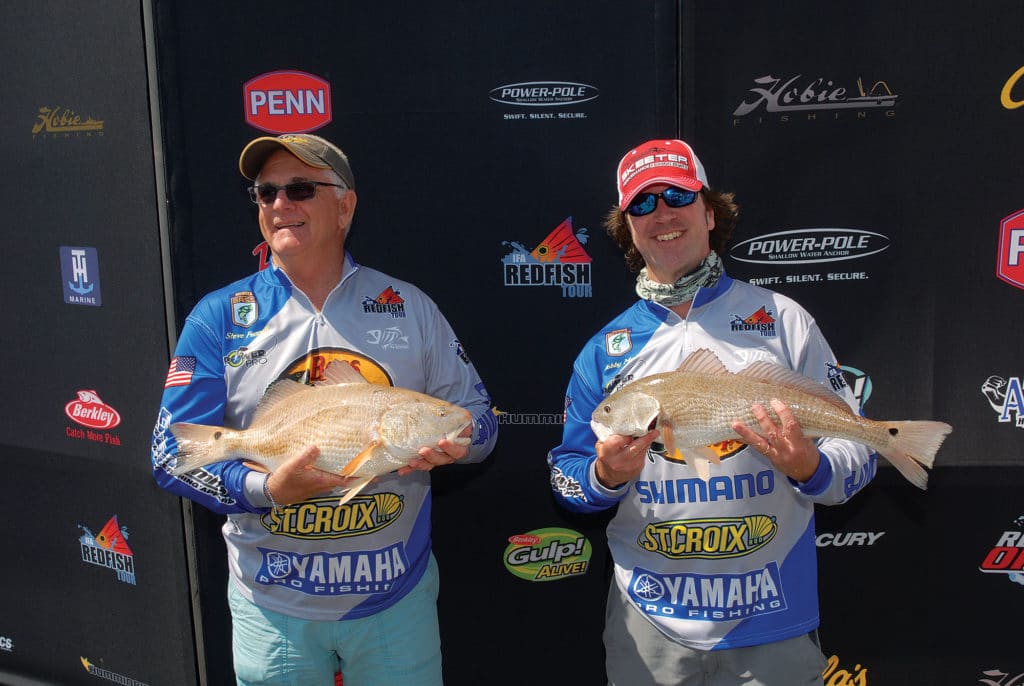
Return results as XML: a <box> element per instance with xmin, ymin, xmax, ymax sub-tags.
<box><xmin>65</xmin><ymin>390</ymin><xmax>121</xmax><ymax>430</ymax></box>
<box><xmin>504</xmin><ymin>527</ymin><xmax>592</xmax><ymax>582</ymax></box>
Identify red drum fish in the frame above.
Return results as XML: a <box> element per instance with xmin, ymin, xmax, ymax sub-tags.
<box><xmin>590</xmin><ymin>348</ymin><xmax>952</xmax><ymax>489</ymax></box>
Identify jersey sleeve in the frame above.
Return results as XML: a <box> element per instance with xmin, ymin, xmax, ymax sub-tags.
<box><xmin>150</xmin><ymin>303</ymin><xmax>264</xmax><ymax>515</ymax></box>
<box><xmin>547</xmin><ymin>347</ymin><xmax>629</xmax><ymax>513</ymax></box>
<box><xmin>787</xmin><ymin>318</ymin><xmax>877</xmax><ymax>504</ymax></box>
<box><xmin>420</xmin><ymin>298</ymin><xmax>497</xmax><ymax>464</ymax></box>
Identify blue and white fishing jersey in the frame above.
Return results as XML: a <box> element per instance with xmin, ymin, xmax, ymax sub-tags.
<box><xmin>152</xmin><ymin>253</ymin><xmax>496</xmax><ymax>621</ymax></box>
<box><xmin>548</xmin><ymin>271</ymin><xmax>875</xmax><ymax>650</ymax></box>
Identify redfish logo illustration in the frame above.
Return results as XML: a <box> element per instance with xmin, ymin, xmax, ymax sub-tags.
<box><xmin>502</xmin><ymin>217</ymin><xmax>593</xmax><ymax>298</ymax></box>
<box><xmin>363</xmin><ymin>286</ymin><xmax>406</xmax><ymax>318</ymax></box>
<box><xmin>730</xmin><ymin>306</ymin><xmax>778</xmax><ymax>337</ymax></box>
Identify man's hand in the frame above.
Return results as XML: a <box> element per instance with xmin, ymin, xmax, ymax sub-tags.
<box><xmin>594</xmin><ymin>429</ymin><xmax>660</xmax><ymax>488</ymax></box>
<box><xmin>398</xmin><ymin>424</ymin><xmax>473</xmax><ymax>475</ymax></box>
<box><xmin>263</xmin><ymin>446</ymin><xmax>357</xmax><ymax>505</ymax></box>
<box><xmin>731</xmin><ymin>399</ymin><xmax>821</xmax><ymax>482</ymax></box>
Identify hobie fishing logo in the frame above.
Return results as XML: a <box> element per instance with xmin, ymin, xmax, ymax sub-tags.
<box><xmin>979</xmin><ymin>515</ymin><xmax>1024</xmax><ymax>587</ymax></box>
<box><xmin>982</xmin><ymin>373</ymin><xmax>1024</xmax><ymax>429</ymax></box>
<box><xmin>32</xmin><ymin>106</ymin><xmax>104</xmax><ymax>139</ymax></box>
<box><xmin>501</xmin><ymin>217</ymin><xmax>593</xmax><ymax>298</ymax></box>
<box><xmin>732</xmin><ymin>74</ymin><xmax>898</xmax><ymax>124</ymax></box>
<box><xmin>504</xmin><ymin>528</ymin><xmax>592</xmax><ymax>581</ymax></box>
<box><xmin>60</xmin><ymin>246</ymin><xmax>102</xmax><ymax>306</ymax></box>
<box><xmin>78</xmin><ymin>515</ymin><xmax>136</xmax><ymax>585</ymax></box>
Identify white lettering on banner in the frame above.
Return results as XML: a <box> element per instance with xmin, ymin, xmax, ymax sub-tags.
<box><xmin>248</xmin><ymin>89</ymin><xmax>327</xmax><ymax>116</ymax></box>
<box><xmin>257</xmin><ymin>544</ymin><xmax>409</xmax><ymax>596</ymax></box>
<box><xmin>1009</xmin><ymin>229</ymin><xmax>1024</xmax><ymax>266</ymax></box>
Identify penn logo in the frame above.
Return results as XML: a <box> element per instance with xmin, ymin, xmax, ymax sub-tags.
<box><xmin>244</xmin><ymin>70</ymin><xmax>332</xmax><ymax>134</ymax></box>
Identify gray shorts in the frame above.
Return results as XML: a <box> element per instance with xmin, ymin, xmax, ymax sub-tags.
<box><xmin>604</xmin><ymin>582</ymin><xmax>826</xmax><ymax>686</ymax></box>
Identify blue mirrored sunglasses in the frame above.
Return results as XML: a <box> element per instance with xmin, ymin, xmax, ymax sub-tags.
<box><xmin>626</xmin><ymin>186</ymin><xmax>699</xmax><ymax>216</ymax></box>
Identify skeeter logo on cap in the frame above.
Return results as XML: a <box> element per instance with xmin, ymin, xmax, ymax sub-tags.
<box><xmin>244</xmin><ymin>70</ymin><xmax>332</xmax><ymax>134</ymax></box>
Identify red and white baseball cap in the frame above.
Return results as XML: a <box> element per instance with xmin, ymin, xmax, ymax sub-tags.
<box><xmin>616</xmin><ymin>139</ymin><xmax>709</xmax><ymax>210</ymax></box>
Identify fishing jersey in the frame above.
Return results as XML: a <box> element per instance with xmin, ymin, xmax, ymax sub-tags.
<box><xmin>547</xmin><ymin>272</ymin><xmax>875</xmax><ymax>650</ymax></box>
<box><xmin>152</xmin><ymin>253</ymin><xmax>497</xmax><ymax>621</ymax></box>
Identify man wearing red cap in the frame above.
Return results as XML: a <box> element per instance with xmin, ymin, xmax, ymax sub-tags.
<box><xmin>548</xmin><ymin>139</ymin><xmax>874</xmax><ymax>684</ymax></box>
<box><xmin>152</xmin><ymin>133</ymin><xmax>497</xmax><ymax>685</ymax></box>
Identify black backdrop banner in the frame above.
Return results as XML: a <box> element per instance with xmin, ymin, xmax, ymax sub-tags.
<box><xmin>1</xmin><ymin>1</ymin><xmax>1022</xmax><ymax>685</ymax></box>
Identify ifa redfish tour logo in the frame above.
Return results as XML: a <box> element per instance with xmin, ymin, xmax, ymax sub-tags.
<box><xmin>362</xmin><ymin>286</ymin><xmax>406</xmax><ymax>319</ymax></box>
<box><xmin>244</xmin><ymin>70</ymin><xmax>332</xmax><ymax>134</ymax></box>
<box><xmin>501</xmin><ymin>217</ymin><xmax>593</xmax><ymax>298</ymax></box>
<box><xmin>78</xmin><ymin>515</ymin><xmax>136</xmax><ymax>585</ymax></box>
<box><xmin>730</xmin><ymin>306</ymin><xmax>777</xmax><ymax>337</ymax></box>
<box><xmin>997</xmin><ymin>209</ymin><xmax>1024</xmax><ymax>290</ymax></box>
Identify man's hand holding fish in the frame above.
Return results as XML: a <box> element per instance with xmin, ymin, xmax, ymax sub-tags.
<box><xmin>731</xmin><ymin>398</ymin><xmax>821</xmax><ymax>483</ymax></box>
<box><xmin>399</xmin><ymin>425</ymin><xmax>474</xmax><ymax>475</ymax></box>
<box><xmin>594</xmin><ymin>429</ymin><xmax>660</xmax><ymax>488</ymax></box>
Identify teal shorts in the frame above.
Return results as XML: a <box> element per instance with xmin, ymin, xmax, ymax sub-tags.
<box><xmin>229</xmin><ymin>553</ymin><xmax>442</xmax><ymax>686</ymax></box>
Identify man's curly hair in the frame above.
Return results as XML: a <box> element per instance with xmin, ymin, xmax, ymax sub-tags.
<box><xmin>603</xmin><ymin>189</ymin><xmax>739</xmax><ymax>273</ymax></box>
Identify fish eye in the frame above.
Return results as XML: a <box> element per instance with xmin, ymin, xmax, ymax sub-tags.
<box><xmin>212</xmin><ymin>431</ymin><xmax>222</xmax><ymax>440</ymax></box>
<box><xmin>601</xmin><ymin>405</ymin><xmax>611</xmax><ymax>414</ymax></box>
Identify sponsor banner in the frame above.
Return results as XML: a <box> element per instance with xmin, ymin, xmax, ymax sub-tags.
<box><xmin>490</xmin><ymin>80</ymin><xmax>599</xmax><ymax>121</ymax></box>
<box><xmin>78</xmin><ymin>515</ymin><xmax>136</xmax><ymax>585</ymax></box>
<box><xmin>501</xmin><ymin>217</ymin><xmax>593</xmax><ymax>298</ymax></box>
<box><xmin>32</xmin><ymin>106</ymin><xmax>104</xmax><ymax>139</ymax></box>
<box><xmin>997</xmin><ymin>209</ymin><xmax>1024</xmax><ymax>289</ymax></box>
<box><xmin>731</xmin><ymin>74</ymin><xmax>898</xmax><ymax>124</ymax></box>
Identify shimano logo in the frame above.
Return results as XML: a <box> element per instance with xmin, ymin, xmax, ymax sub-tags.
<box><xmin>489</xmin><ymin>81</ymin><xmax>599</xmax><ymax>107</ymax></box>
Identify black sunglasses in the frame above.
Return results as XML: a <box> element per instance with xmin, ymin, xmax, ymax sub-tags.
<box><xmin>627</xmin><ymin>186</ymin><xmax>699</xmax><ymax>217</ymax></box>
<box><xmin>247</xmin><ymin>181</ymin><xmax>347</xmax><ymax>205</ymax></box>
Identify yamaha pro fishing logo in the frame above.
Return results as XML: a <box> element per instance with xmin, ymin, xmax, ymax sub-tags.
<box><xmin>979</xmin><ymin>515</ymin><xmax>1024</xmax><ymax>587</ymax></box>
<box><xmin>501</xmin><ymin>217</ymin><xmax>592</xmax><ymax>298</ymax></box>
<box><xmin>78</xmin><ymin>515</ymin><xmax>136</xmax><ymax>585</ymax></box>
<box><xmin>629</xmin><ymin>561</ymin><xmax>786</xmax><ymax>621</ymax></box>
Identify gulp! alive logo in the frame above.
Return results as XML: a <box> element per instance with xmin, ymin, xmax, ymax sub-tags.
<box><xmin>244</xmin><ymin>70</ymin><xmax>332</xmax><ymax>134</ymax></box>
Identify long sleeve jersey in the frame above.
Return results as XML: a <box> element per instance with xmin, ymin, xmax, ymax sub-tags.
<box><xmin>152</xmin><ymin>253</ymin><xmax>497</xmax><ymax>621</ymax></box>
<box><xmin>547</xmin><ymin>272</ymin><xmax>875</xmax><ymax>650</ymax></box>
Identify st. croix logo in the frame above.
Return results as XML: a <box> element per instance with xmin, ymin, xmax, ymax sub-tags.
<box><xmin>638</xmin><ymin>515</ymin><xmax>778</xmax><ymax>560</ymax></box>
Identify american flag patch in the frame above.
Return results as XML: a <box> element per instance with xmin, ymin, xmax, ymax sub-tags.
<box><xmin>165</xmin><ymin>356</ymin><xmax>196</xmax><ymax>388</ymax></box>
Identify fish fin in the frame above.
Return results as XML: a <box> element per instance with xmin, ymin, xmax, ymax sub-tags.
<box><xmin>876</xmin><ymin>420</ymin><xmax>953</xmax><ymax>490</ymax></box>
<box><xmin>340</xmin><ymin>444</ymin><xmax>379</xmax><ymax>477</ymax></box>
<box><xmin>660</xmin><ymin>421</ymin><xmax>677</xmax><ymax>458</ymax></box>
<box><xmin>251</xmin><ymin>378</ymin><xmax>312</xmax><ymax>424</ymax></box>
<box><xmin>242</xmin><ymin>461</ymin><xmax>269</xmax><ymax>473</ymax></box>
<box><xmin>738</xmin><ymin>361</ymin><xmax>851</xmax><ymax>412</ymax></box>
<box><xmin>315</xmin><ymin>361</ymin><xmax>369</xmax><ymax>386</ymax></box>
<box><xmin>168</xmin><ymin>422</ymin><xmax>231</xmax><ymax>475</ymax></box>
<box><xmin>676</xmin><ymin>348</ymin><xmax>731</xmax><ymax>375</ymax></box>
<box><xmin>679</xmin><ymin>446</ymin><xmax>722</xmax><ymax>482</ymax></box>
<box><xmin>336</xmin><ymin>476</ymin><xmax>375</xmax><ymax>507</ymax></box>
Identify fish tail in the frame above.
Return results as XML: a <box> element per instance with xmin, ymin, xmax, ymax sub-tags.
<box><xmin>876</xmin><ymin>420</ymin><xmax>953</xmax><ymax>490</ymax></box>
<box><xmin>168</xmin><ymin>423</ymin><xmax>230</xmax><ymax>475</ymax></box>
